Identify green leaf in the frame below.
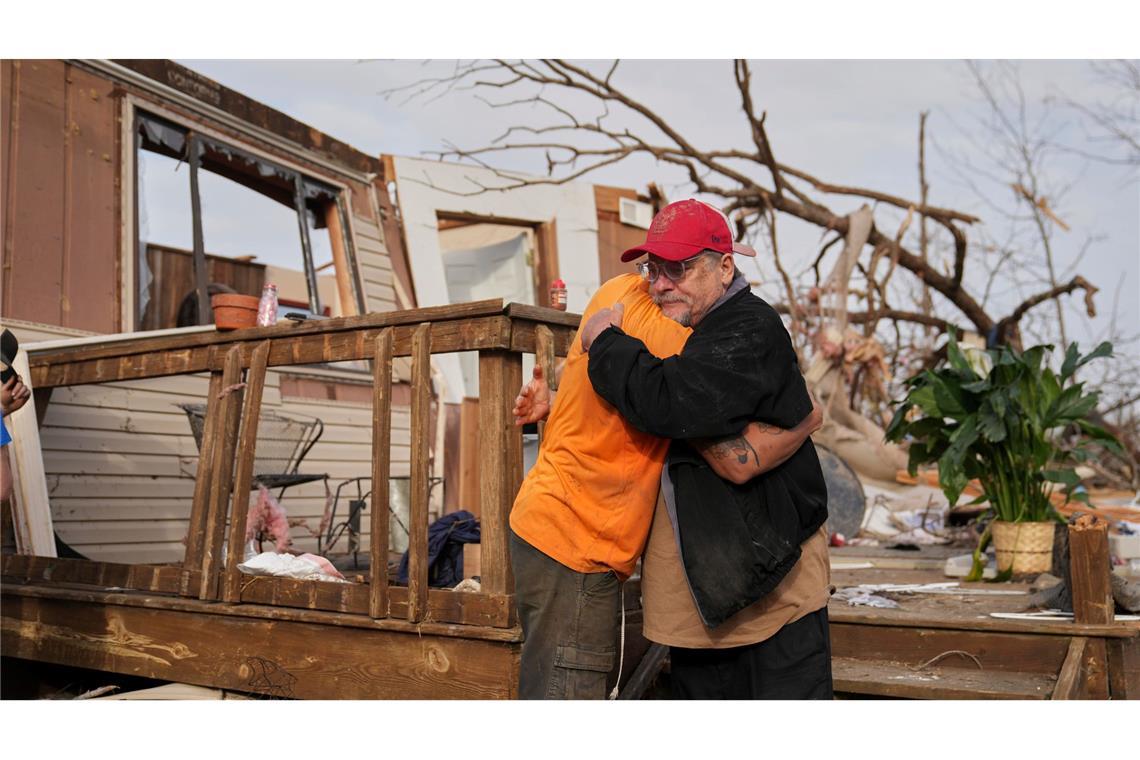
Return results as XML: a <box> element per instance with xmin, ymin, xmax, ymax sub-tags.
<box><xmin>1064</xmin><ymin>341</ymin><xmax>1113</xmax><ymax>380</ymax></box>
<box><xmin>908</xmin><ymin>383</ymin><xmax>941</xmax><ymax>417</ymax></box>
<box><xmin>937</xmin><ymin>417</ymin><xmax>979</xmax><ymax>504</ymax></box>
<box><xmin>930</xmin><ymin>374</ymin><xmax>970</xmax><ymax>418</ymax></box>
<box><xmin>1076</xmin><ymin>420</ymin><xmax>1124</xmax><ymax>454</ymax></box>
<box><xmin>1060</xmin><ymin>342</ymin><xmax>1081</xmax><ymax>381</ymax></box>
<box><xmin>1042</xmin><ymin>468</ymin><xmax>1081</xmax><ymax>487</ymax></box>
<box><xmin>977</xmin><ymin>398</ymin><xmax>1007</xmax><ymax>443</ymax></box>
<box><xmin>962</xmin><ymin>378</ymin><xmax>991</xmax><ymax>393</ymax></box>
<box><xmin>884</xmin><ymin>403</ymin><xmax>911</xmax><ymax>442</ymax></box>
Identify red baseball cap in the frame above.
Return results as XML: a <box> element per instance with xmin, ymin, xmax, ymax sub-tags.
<box><xmin>620</xmin><ymin>199</ymin><xmax>758</xmax><ymax>262</ymax></box>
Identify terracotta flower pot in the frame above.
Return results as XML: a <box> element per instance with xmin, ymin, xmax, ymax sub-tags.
<box><xmin>991</xmin><ymin>520</ymin><xmax>1054</xmax><ymax>575</ymax></box>
<box><xmin>211</xmin><ymin>293</ymin><xmax>259</xmax><ymax>330</ymax></box>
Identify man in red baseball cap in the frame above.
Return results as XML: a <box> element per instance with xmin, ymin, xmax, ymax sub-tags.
<box><xmin>580</xmin><ymin>198</ymin><xmax>833</xmax><ymax>699</ymax></box>
<box><xmin>618</xmin><ymin>199</ymin><xmax>757</xmax><ymax>328</ymax></box>
<box><xmin>508</xmin><ymin>198</ymin><xmax>823</xmax><ymax>699</ymax></box>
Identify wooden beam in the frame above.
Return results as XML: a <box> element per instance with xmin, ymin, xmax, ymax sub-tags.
<box><xmin>830</xmin><ymin>622</ymin><xmax>1071</xmax><ymax>675</ymax></box>
<box><xmin>324</xmin><ymin>200</ymin><xmax>359</xmax><ymax>317</ymax></box>
<box><xmin>478</xmin><ymin>350</ymin><xmax>523</xmax><ymax>596</ymax></box>
<box><xmin>6</xmin><ymin>580</ymin><xmax>520</xmax><ymax>641</ymax></box>
<box><xmin>222</xmin><ymin>340</ymin><xmax>270</xmax><ymax>603</ymax></box>
<box><xmin>1</xmin><ymin>591</ymin><xmax>519</xmax><ymax>699</ymax></box>
<box><xmin>29</xmin><ymin>316</ymin><xmax>515</xmax><ymax>388</ymax></box>
<box><xmin>0</xmin><ymin>553</ymin><xmax>516</xmax><ymax>629</ymax></box>
<box><xmin>1069</xmin><ymin>514</ymin><xmax>1114</xmax><ymax>625</ymax></box>
<box><xmin>28</xmin><ymin>299</ymin><xmax>508</xmax><ymax>367</ymax></box>
<box><xmin>2</xmin><ymin>554</ymin><xmax>184</xmax><ymax>594</ymax></box>
<box><xmin>370</xmin><ymin>329</ymin><xmax>393</xmax><ymax>619</ymax></box>
<box><xmin>182</xmin><ymin>369</ymin><xmax>223</xmax><ymax>596</ymax></box>
<box><xmin>534</xmin><ymin>323</ymin><xmax>554</xmax><ymax>443</ymax></box>
<box><xmin>1051</xmin><ymin>636</ymin><xmax>1086</xmax><ymax>699</ymax></box>
<box><xmin>199</xmin><ymin>346</ymin><xmax>244</xmax><ymax>600</ymax></box>
<box><xmin>407</xmin><ymin>323</ymin><xmax>431</xmax><ymax>623</ymax></box>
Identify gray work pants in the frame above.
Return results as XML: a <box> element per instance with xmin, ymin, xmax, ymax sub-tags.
<box><xmin>510</xmin><ymin>530</ymin><xmax>621</xmax><ymax>699</ymax></box>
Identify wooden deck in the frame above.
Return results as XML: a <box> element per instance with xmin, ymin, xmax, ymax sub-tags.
<box><xmin>827</xmin><ymin>561</ymin><xmax>1140</xmax><ymax>699</ymax></box>
<box><xmin>2</xmin><ymin>300</ymin><xmax>582</xmax><ymax>699</ymax></box>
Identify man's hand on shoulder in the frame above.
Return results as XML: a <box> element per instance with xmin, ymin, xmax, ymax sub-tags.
<box><xmin>580</xmin><ymin>302</ymin><xmax>625</xmax><ymax>352</ymax></box>
<box><xmin>513</xmin><ymin>364</ymin><xmax>552</xmax><ymax>426</ymax></box>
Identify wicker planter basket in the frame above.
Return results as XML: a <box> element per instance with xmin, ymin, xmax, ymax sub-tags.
<box><xmin>991</xmin><ymin>520</ymin><xmax>1055</xmax><ymax>575</ymax></box>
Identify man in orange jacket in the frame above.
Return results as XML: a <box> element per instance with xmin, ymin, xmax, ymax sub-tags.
<box><xmin>508</xmin><ymin>201</ymin><xmax>823</xmax><ymax>699</ymax></box>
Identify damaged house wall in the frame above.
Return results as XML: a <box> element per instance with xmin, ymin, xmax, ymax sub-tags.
<box><xmin>2</xmin><ymin>59</ymin><xmax>410</xmax><ymax>563</ymax></box>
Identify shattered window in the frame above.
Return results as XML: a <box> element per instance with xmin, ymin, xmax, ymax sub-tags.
<box><xmin>134</xmin><ymin>111</ymin><xmax>358</xmax><ymax>330</ymax></box>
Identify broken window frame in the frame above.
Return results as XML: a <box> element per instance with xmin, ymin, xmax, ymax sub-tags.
<box><xmin>132</xmin><ymin>109</ymin><xmax>364</xmax><ymax>329</ymax></box>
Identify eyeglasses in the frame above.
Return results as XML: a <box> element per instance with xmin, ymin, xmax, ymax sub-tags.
<box><xmin>636</xmin><ymin>254</ymin><xmax>711</xmax><ymax>284</ymax></box>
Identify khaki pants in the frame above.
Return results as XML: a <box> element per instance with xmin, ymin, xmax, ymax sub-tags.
<box><xmin>510</xmin><ymin>530</ymin><xmax>621</xmax><ymax>699</ymax></box>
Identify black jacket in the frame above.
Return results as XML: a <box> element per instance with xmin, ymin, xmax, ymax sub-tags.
<box><xmin>587</xmin><ymin>287</ymin><xmax>828</xmax><ymax>627</ymax></box>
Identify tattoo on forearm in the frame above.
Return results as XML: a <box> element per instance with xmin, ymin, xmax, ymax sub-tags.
<box><xmin>707</xmin><ymin>435</ymin><xmax>761</xmax><ymax>466</ymax></box>
<box><xmin>755</xmin><ymin>422</ymin><xmax>781</xmax><ymax>435</ymax></box>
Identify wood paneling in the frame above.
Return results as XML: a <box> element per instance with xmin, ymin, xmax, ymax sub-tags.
<box><xmin>63</xmin><ymin>64</ymin><xmax>120</xmax><ymax>330</ymax></box>
<box><xmin>594</xmin><ymin>185</ymin><xmax>647</xmax><ymax>284</ymax></box>
<box><xmin>140</xmin><ymin>244</ymin><xmax>267</xmax><ymax>330</ymax></box>
<box><xmin>2</xmin><ymin>61</ymin><xmax>118</xmax><ymax>332</ymax></box>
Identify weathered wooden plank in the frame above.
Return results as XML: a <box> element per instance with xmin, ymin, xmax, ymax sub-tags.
<box><xmin>182</xmin><ymin>370</ymin><xmax>223</xmax><ymax>595</ymax></box>
<box><xmin>1</xmin><ymin>591</ymin><xmax>519</xmax><ymax>699</ymax></box>
<box><xmin>832</xmin><ymin>656</ymin><xmax>1055</xmax><ymax>700</ymax></box>
<box><xmin>407</xmin><ymin>323</ymin><xmax>431</xmax><ymax>623</ymax></box>
<box><xmin>509</xmin><ymin>320</ymin><xmax>577</xmax><ymax>356</ymax></box>
<box><xmin>478</xmin><ymin>350</ymin><xmax>523</xmax><ymax>596</ymax></box>
<box><xmin>30</xmin><ymin>317</ymin><xmax>514</xmax><ymax>388</ymax></box>
<box><xmin>830</xmin><ymin>622</ymin><xmax>1071</xmax><ymax>675</ymax></box>
<box><xmin>4</xmin><ymin>581</ymin><xmax>520</xmax><ymax>641</ymax></box>
<box><xmin>199</xmin><ymin>347</ymin><xmax>244</xmax><ymax>600</ymax></box>
<box><xmin>1106</xmin><ymin>636</ymin><xmax>1140</xmax><ymax>699</ymax></box>
<box><xmin>1069</xmin><ymin>514</ymin><xmax>1114</xmax><ymax>625</ymax></box>
<box><xmin>534</xmin><ymin>323</ymin><xmax>554</xmax><ymax>443</ymax></box>
<box><xmin>1082</xmin><ymin>637</ymin><xmax>1111</xmax><ymax>699</ymax></box>
<box><xmin>1</xmin><ymin>554</ymin><xmax>184</xmax><ymax>595</ymax></box>
<box><xmin>505</xmin><ymin>302</ymin><xmax>581</xmax><ymax>329</ymax></box>
<box><xmin>28</xmin><ymin>299</ymin><xmax>510</xmax><ymax>367</ymax></box>
<box><xmin>828</xmin><ymin>603</ymin><xmax>1137</xmax><ymax>639</ymax></box>
<box><xmin>370</xmin><ymin>329</ymin><xmax>393</xmax><ymax>619</ymax></box>
<box><xmin>1051</xmin><ymin>636</ymin><xmax>1086</xmax><ymax>700</ymax></box>
<box><xmin>223</xmin><ymin>340</ymin><xmax>270</xmax><ymax>603</ymax></box>
<box><xmin>232</xmin><ymin>575</ymin><xmax>514</xmax><ymax>628</ymax></box>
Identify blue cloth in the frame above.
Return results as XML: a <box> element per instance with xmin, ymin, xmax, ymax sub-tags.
<box><xmin>397</xmin><ymin>510</ymin><xmax>481</xmax><ymax>588</ymax></box>
<box><xmin>1</xmin><ymin>411</ymin><xmax>10</xmax><ymax>447</ymax></box>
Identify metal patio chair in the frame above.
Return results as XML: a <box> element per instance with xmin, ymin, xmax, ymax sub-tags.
<box><xmin>178</xmin><ymin>402</ymin><xmax>328</xmax><ymax>500</ymax></box>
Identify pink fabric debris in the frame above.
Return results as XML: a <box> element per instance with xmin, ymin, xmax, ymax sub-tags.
<box><xmin>246</xmin><ymin>485</ymin><xmax>293</xmax><ymax>553</ymax></box>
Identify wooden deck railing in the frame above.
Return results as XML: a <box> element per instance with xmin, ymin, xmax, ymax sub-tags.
<box><xmin>9</xmin><ymin>299</ymin><xmax>578</xmax><ymax>631</ymax></box>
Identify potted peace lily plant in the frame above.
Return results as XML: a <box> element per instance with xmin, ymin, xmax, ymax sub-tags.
<box><xmin>885</xmin><ymin>331</ymin><xmax>1120</xmax><ymax>580</ymax></box>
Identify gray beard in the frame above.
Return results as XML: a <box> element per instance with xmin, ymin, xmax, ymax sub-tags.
<box><xmin>654</xmin><ymin>297</ymin><xmax>691</xmax><ymax>327</ymax></box>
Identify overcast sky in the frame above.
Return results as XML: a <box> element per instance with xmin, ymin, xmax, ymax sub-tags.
<box><xmin>174</xmin><ymin>58</ymin><xmax>1138</xmax><ymax>356</ymax></box>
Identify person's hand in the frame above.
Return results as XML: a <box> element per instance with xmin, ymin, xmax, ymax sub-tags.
<box><xmin>513</xmin><ymin>364</ymin><xmax>552</xmax><ymax>426</ymax></box>
<box><xmin>2</xmin><ymin>376</ymin><xmax>31</xmax><ymax>415</ymax></box>
<box><xmin>580</xmin><ymin>302</ymin><xmax>625</xmax><ymax>352</ymax></box>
